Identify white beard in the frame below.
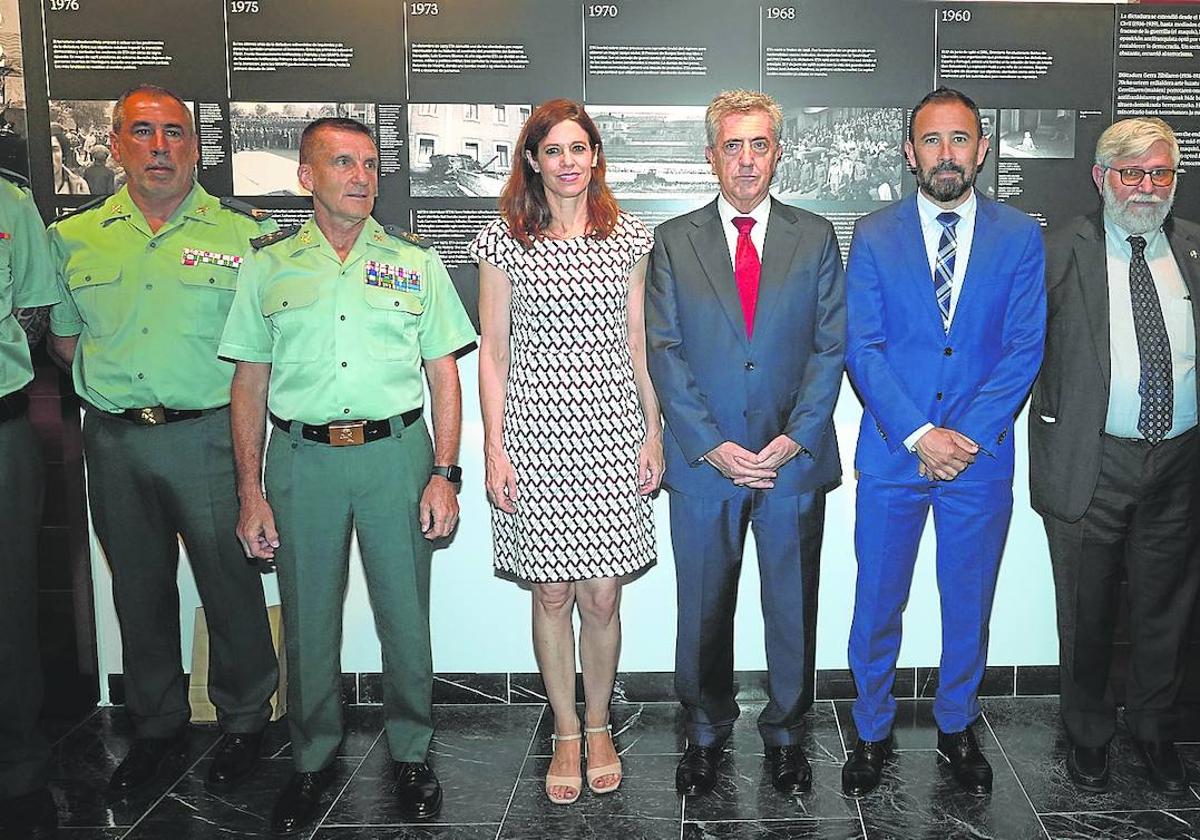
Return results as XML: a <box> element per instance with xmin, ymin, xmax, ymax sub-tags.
<box><xmin>1103</xmin><ymin>178</ymin><xmax>1175</xmax><ymax>235</ymax></box>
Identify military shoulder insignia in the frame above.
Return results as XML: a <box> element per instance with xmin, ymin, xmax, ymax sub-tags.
<box><xmin>384</xmin><ymin>224</ymin><xmax>431</xmax><ymax>249</ymax></box>
<box><xmin>54</xmin><ymin>194</ymin><xmax>110</xmax><ymax>222</ymax></box>
<box><xmin>220</xmin><ymin>196</ymin><xmax>274</xmax><ymax>222</ymax></box>
<box><xmin>0</xmin><ymin>167</ymin><xmax>30</xmax><ymax>190</ymax></box>
<box><xmin>251</xmin><ymin>225</ymin><xmax>300</xmax><ymax>250</ymax></box>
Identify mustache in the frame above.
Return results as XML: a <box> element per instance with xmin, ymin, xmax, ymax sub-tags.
<box><xmin>930</xmin><ymin>161</ymin><xmax>966</xmax><ymax>176</ymax></box>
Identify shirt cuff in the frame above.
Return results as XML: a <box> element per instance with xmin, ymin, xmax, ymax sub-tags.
<box><xmin>904</xmin><ymin>423</ymin><xmax>934</xmax><ymax>453</ymax></box>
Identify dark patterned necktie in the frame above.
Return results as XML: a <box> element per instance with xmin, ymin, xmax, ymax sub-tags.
<box><xmin>933</xmin><ymin>212</ymin><xmax>959</xmax><ymax>327</ymax></box>
<box><xmin>1127</xmin><ymin>234</ymin><xmax>1173</xmax><ymax>444</ymax></box>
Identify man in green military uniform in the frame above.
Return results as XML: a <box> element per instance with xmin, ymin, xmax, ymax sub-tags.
<box><xmin>0</xmin><ymin>170</ymin><xmax>59</xmax><ymax>840</ymax></box>
<box><xmin>220</xmin><ymin>117</ymin><xmax>474</xmax><ymax>834</ymax></box>
<box><xmin>47</xmin><ymin>84</ymin><xmax>279</xmax><ymax>796</ymax></box>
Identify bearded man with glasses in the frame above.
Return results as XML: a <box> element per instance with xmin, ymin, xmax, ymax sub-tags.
<box><xmin>1030</xmin><ymin>117</ymin><xmax>1200</xmax><ymax>796</ymax></box>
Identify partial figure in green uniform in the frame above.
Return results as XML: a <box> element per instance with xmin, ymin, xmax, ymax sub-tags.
<box><xmin>220</xmin><ymin>117</ymin><xmax>475</xmax><ymax>835</ymax></box>
<box><xmin>0</xmin><ymin>169</ymin><xmax>60</xmax><ymax>840</ymax></box>
<box><xmin>47</xmin><ymin>85</ymin><xmax>279</xmax><ymax>798</ymax></box>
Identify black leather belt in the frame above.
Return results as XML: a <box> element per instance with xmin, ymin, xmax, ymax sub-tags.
<box><xmin>0</xmin><ymin>390</ymin><xmax>29</xmax><ymax>423</ymax></box>
<box><xmin>115</xmin><ymin>405</ymin><xmax>222</xmax><ymax>425</ymax></box>
<box><xmin>271</xmin><ymin>408</ymin><xmax>422</xmax><ymax>446</ymax></box>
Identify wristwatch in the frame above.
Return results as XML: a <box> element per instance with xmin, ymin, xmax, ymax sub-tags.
<box><xmin>431</xmin><ymin>464</ymin><xmax>463</xmax><ymax>483</ymax></box>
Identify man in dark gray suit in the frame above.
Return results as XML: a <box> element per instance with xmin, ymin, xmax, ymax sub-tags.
<box><xmin>1031</xmin><ymin>117</ymin><xmax>1200</xmax><ymax>795</ymax></box>
<box><xmin>646</xmin><ymin>89</ymin><xmax>845</xmax><ymax>798</ymax></box>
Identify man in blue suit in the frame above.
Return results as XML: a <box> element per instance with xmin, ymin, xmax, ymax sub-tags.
<box><xmin>647</xmin><ymin>89</ymin><xmax>845</xmax><ymax>798</ymax></box>
<box><xmin>842</xmin><ymin>88</ymin><xmax>1046</xmax><ymax>796</ymax></box>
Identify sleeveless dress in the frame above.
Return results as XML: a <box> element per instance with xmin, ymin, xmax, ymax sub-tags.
<box><xmin>468</xmin><ymin>212</ymin><xmax>656</xmax><ymax>582</ymax></box>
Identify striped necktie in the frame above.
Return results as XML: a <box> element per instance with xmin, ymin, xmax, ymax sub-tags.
<box><xmin>933</xmin><ymin>211</ymin><xmax>959</xmax><ymax>327</ymax></box>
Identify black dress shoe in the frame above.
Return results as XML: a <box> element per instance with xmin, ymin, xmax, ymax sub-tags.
<box><xmin>1133</xmin><ymin>740</ymin><xmax>1189</xmax><ymax>795</ymax></box>
<box><xmin>207</xmin><ymin>730</ymin><xmax>266</xmax><ymax>790</ymax></box>
<box><xmin>1066</xmin><ymin>742</ymin><xmax>1110</xmax><ymax>792</ymax></box>
<box><xmin>766</xmin><ymin>744</ymin><xmax>812</xmax><ymax>795</ymax></box>
<box><xmin>675</xmin><ymin>745</ymin><xmax>722</xmax><ymax>796</ymax></box>
<box><xmin>108</xmin><ymin>729</ymin><xmax>189</xmax><ymax>795</ymax></box>
<box><xmin>937</xmin><ymin>725</ymin><xmax>992</xmax><ymax>795</ymax></box>
<box><xmin>0</xmin><ymin>787</ymin><xmax>58</xmax><ymax>839</ymax></box>
<box><xmin>841</xmin><ymin>735</ymin><xmax>893</xmax><ymax>797</ymax></box>
<box><xmin>393</xmin><ymin>761</ymin><xmax>442</xmax><ymax>820</ymax></box>
<box><xmin>270</xmin><ymin>768</ymin><xmax>334</xmax><ymax>835</ymax></box>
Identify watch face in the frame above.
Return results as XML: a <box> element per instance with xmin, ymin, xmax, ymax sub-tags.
<box><xmin>435</xmin><ymin>465</ymin><xmax>462</xmax><ymax>482</ymax></box>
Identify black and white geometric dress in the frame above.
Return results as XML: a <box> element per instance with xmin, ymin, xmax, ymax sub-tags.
<box><xmin>468</xmin><ymin>212</ymin><xmax>656</xmax><ymax>583</ymax></box>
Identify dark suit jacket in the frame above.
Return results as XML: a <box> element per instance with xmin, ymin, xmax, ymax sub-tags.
<box><xmin>846</xmin><ymin>191</ymin><xmax>1046</xmax><ymax>483</ymax></box>
<box><xmin>645</xmin><ymin>197</ymin><xmax>845</xmax><ymax>500</ymax></box>
<box><xmin>1029</xmin><ymin>213</ymin><xmax>1200</xmax><ymax>522</ymax></box>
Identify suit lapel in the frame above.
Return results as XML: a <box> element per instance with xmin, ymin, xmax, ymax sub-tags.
<box><xmin>752</xmin><ymin>198</ymin><xmax>803</xmax><ymax>344</ymax></box>
<box><xmin>948</xmin><ymin>194</ymin><xmax>998</xmax><ymax>342</ymax></box>
<box><xmin>1165</xmin><ymin>217</ymin><xmax>1200</xmax><ymax>413</ymax></box>
<box><xmin>894</xmin><ymin>195</ymin><xmax>946</xmax><ymax>335</ymax></box>
<box><xmin>689</xmin><ymin>199</ymin><xmax>750</xmax><ymax>350</ymax></box>
<box><xmin>1074</xmin><ymin>215</ymin><xmax>1111</xmax><ymax>387</ymax></box>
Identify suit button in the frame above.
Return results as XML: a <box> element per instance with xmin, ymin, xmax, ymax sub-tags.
<box><xmin>745</xmin><ymin>361</ymin><xmax>755</xmax><ymax>371</ymax></box>
<box><xmin>944</xmin><ymin>347</ymin><xmax>953</xmax><ymax>356</ymax></box>
<box><xmin>936</xmin><ymin>392</ymin><xmax>943</xmax><ymax>401</ymax></box>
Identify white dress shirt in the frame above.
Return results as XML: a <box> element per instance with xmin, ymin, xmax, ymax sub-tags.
<box><xmin>1103</xmin><ymin>214</ymin><xmax>1197</xmax><ymax>439</ymax></box>
<box><xmin>905</xmin><ymin>190</ymin><xmax>979</xmax><ymax>451</ymax></box>
<box><xmin>717</xmin><ymin>193</ymin><xmax>771</xmax><ymax>269</ymax></box>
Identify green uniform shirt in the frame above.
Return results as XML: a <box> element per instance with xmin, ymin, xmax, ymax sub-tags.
<box><xmin>219</xmin><ymin>216</ymin><xmax>475</xmax><ymax>426</ymax></box>
<box><xmin>48</xmin><ymin>183</ymin><xmax>276</xmax><ymax>411</ymax></box>
<box><xmin>0</xmin><ymin>175</ymin><xmax>58</xmax><ymax>396</ymax></box>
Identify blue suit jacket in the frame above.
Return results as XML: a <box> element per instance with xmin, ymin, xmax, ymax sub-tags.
<box><xmin>845</xmin><ymin>191</ymin><xmax>1046</xmax><ymax>483</ymax></box>
<box><xmin>646</xmin><ymin>197</ymin><xmax>845</xmax><ymax>499</ymax></box>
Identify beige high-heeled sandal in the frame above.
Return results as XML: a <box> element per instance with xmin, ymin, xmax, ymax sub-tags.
<box><xmin>584</xmin><ymin>724</ymin><xmax>623</xmax><ymax>794</ymax></box>
<box><xmin>545</xmin><ymin>731</ymin><xmax>583</xmax><ymax>805</ymax></box>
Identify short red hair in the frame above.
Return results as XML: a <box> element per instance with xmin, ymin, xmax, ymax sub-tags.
<box><xmin>499</xmin><ymin>99</ymin><xmax>619</xmax><ymax>248</ymax></box>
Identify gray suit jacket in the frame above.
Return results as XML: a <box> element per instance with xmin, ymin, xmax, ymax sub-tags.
<box><xmin>1029</xmin><ymin>212</ymin><xmax>1200</xmax><ymax>522</ymax></box>
<box><xmin>645</xmin><ymin>197</ymin><xmax>845</xmax><ymax>500</ymax></box>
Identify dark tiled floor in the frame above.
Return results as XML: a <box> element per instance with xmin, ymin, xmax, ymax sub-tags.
<box><xmin>36</xmin><ymin>697</ymin><xmax>1200</xmax><ymax>839</ymax></box>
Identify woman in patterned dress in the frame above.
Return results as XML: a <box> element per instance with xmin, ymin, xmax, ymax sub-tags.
<box><xmin>471</xmin><ymin>100</ymin><xmax>662</xmax><ymax>804</ymax></box>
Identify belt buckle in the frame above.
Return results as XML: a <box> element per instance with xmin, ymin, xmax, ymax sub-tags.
<box><xmin>328</xmin><ymin>420</ymin><xmax>366</xmax><ymax>446</ymax></box>
<box><xmin>137</xmin><ymin>406</ymin><xmax>167</xmax><ymax>426</ymax></box>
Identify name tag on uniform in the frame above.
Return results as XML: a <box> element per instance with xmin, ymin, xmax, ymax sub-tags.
<box><xmin>364</xmin><ymin>260</ymin><xmax>421</xmax><ymax>293</ymax></box>
<box><xmin>181</xmin><ymin>247</ymin><xmax>243</xmax><ymax>270</ymax></box>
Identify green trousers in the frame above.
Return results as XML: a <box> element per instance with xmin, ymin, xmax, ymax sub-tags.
<box><xmin>84</xmin><ymin>407</ymin><xmax>277</xmax><ymax>737</ymax></box>
<box><xmin>266</xmin><ymin>417</ymin><xmax>435</xmax><ymax>771</ymax></box>
<box><xmin>0</xmin><ymin>413</ymin><xmax>49</xmax><ymax>799</ymax></box>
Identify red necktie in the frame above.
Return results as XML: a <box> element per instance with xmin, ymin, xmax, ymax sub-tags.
<box><xmin>732</xmin><ymin>216</ymin><xmax>760</xmax><ymax>337</ymax></box>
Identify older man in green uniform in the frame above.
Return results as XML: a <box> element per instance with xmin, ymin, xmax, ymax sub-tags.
<box><xmin>220</xmin><ymin>117</ymin><xmax>474</xmax><ymax>834</ymax></box>
<box><xmin>0</xmin><ymin>170</ymin><xmax>59</xmax><ymax>840</ymax></box>
<box><xmin>47</xmin><ymin>84</ymin><xmax>279</xmax><ymax>796</ymax></box>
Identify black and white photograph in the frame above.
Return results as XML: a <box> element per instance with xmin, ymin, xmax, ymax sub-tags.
<box><xmin>0</xmin><ymin>0</ymin><xmax>26</xmax><ymax>174</ymax></box>
<box><xmin>231</xmin><ymin>101</ymin><xmax>374</xmax><ymax>196</ymax></box>
<box><xmin>48</xmin><ymin>100</ymin><xmax>125</xmax><ymax>197</ymax></box>
<box><xmin>407</xmin><ymin>103</ymin><xmax>529</xmax><ymax>198</ymax></box>
<box><xmin>588</xmin><ymin>105</ymin><xmax>713</xmax><ymax>199</ymax></box>
<box><xmin>774</xmin><ymin>107</ymin><xmax>903</xmax><ymax>203</ymax></box>
<box><xmin>998</xmin><ymin>108</ymin><xmax>1077</xmax><ymax>159</ymax></box>
<box><xmin>976</xmin><ymin>108</ymin><xmax>999</xmax><ymax>200</ymax></box>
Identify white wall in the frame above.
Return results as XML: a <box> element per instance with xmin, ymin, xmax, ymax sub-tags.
<box><xmin>89</xmin><ymin>357</ymin><xmax>1060</xmax><ymax>703</ymax></box>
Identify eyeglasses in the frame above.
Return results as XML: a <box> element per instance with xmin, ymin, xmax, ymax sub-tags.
<box><xmin>1105</xmin><ymin>166</ymin><xmax>1178</xmax><ymax>187</ymax></box>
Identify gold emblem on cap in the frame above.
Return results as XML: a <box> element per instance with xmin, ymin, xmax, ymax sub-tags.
<box><xmin>299</xmin><ymin>229</ymin><xmax>311</xmax><ymax>244</ymax></box>
<box><xmin>196</xmin><ymin>204</ymin><xmax>208</xmax><ymax>215</ymax></box>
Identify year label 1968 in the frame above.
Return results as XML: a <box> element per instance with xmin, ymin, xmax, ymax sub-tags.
<box><xmin>765</xmin><ymin>7</ymin><xmax>796</xmax><ymax>20</ymax></box>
